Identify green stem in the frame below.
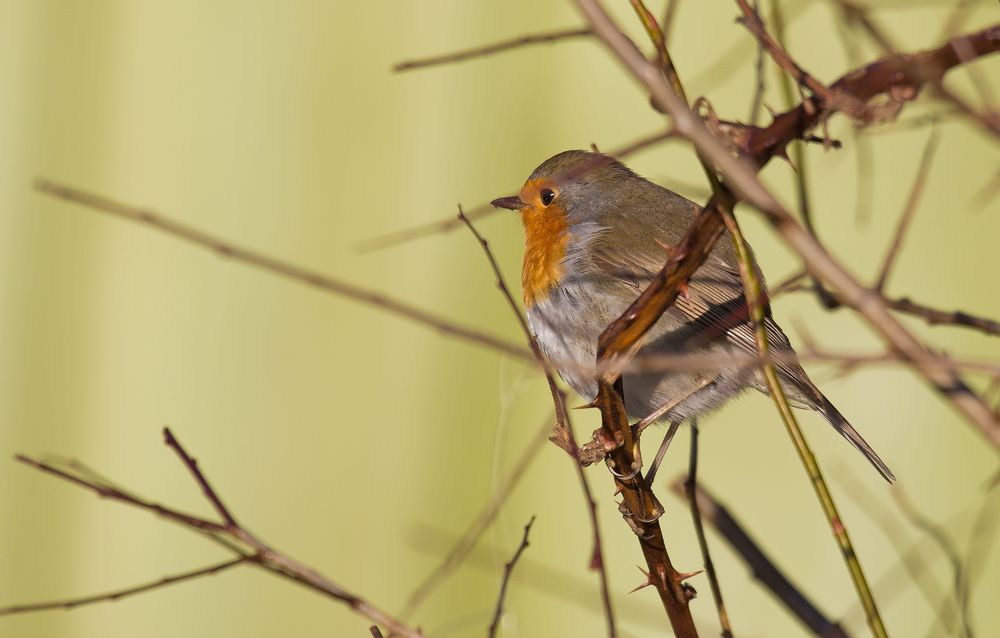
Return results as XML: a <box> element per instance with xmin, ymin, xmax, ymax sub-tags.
<box><xmin>721</xmin><ymin>209</ymin><xmax>888</xmax><ymax>638</ymax></box>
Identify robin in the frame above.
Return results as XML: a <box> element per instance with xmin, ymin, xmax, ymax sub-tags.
<box><xmin>491</xmin><ymin>150</ymin><xmax>894</xmax><ymax>483</ymax></box>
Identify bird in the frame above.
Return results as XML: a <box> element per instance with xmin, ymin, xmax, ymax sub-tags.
<box><xmin>491</xmin><ymin>149</ymin><xmax>894</xmax><ymax>483</ymax></box>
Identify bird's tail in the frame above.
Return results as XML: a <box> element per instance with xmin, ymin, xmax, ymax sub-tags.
<box><xmin>815</xmin><ymin>394</ymin><xmax>895</xmax><ymax>483</ymax></box>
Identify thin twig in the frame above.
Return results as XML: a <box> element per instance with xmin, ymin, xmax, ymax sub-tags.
<box><xmin>747</xmin><ymin>1</ymin><xmax>767</xmax><ymax>125</ymax></box>
<box><xmin>457</xmin><ymin>209</ymin><xmax>617</xmax><ymax>636</ymax></box>
<box><xmin>834</xmin><ymin>467</ymin><xmax>956</xmax><ymax>636</ymax></box>
<box><xmin>771</xmin><ymin>0</ymin><xmax>839</xmax><ymax>309</ymax></box>
<box><xmin>736</xmin><ymin>0</ymin><xmax>866</xmax><ymax>118</ymax></box>
<box><xmin>0</xmin><ymin>557</ymin><xmax>247</xmax><ymax>616</ymax></box>
<box><xmin>393</xmin><ymin>27</ymin><xmax>591</xmax><ymax>72</ymax></box>
<box><xmin>673</xmin><ymin>479</ymin><xmax>850</xmax><ymax>638</ymax></box>
<box><xmin>163</xmin><ymin>428</ymin><xmax>238</xmax><ymax>528</ymax></box>
<box><xmin>400</xmin><ymin>414</ymin><xmax>551</xmax><ymax>618</ymax></box>
<box><xmin>786</xmin><ymin>283</ymin><xmax>1000</xmax><ymax>338</ymax></box>
<box><xmin>487</xmin><ymin>516</ymin><xmax>536</xmax><ymax>638</ymax></box>
<box><xmin>891</xmin><ymin>487</ymin><xmax>973</xmax><ymax>638</ymax></box>
<box><xmin>33</xmin><ymin>180</ymin><xmax>532</xmax><ymax>363</ymax></box>
<box><xmin>887</xmin><ymin>291</ymin><xmax>1000</xmax><ymax>331</ymax></box>
<box><xmin>8</xmin><ymin>430</ymin><xmax>424</xmax><ymax>638</ymax></box>
<box><xmin>873</xmin><ymin>126</ymin><xmax>941</xmax><ymax>292</ymax></box>
<box><xmin>684</xmin><ymin>421</ymin><xmax>733</xmax><ymax>637</ymax></box>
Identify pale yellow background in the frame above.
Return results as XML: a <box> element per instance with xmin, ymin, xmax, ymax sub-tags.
<box><xmin>2</xmin><ymin>1</ymin><xmax>998</xmax><ymax>637</ymax></box>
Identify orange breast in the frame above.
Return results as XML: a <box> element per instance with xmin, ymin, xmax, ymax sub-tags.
<box><xmin>521</xmin><ymin>202</ymin><xmax>569</xmax><ymax>307</ymax></box>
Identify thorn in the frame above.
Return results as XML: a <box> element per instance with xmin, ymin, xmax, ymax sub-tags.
<box><xmin>675</xmin><ymin>568</ymin><xmax>704</xmax><ymax>583</ymax></box>
<box><xmin>654</xmin><ymin>238</ymin><xmax>675</xmax><ymax>255</ymax></box>
<box><xmin>628</xmin><ymin>566</ymin><xmax>654</xmax><ymax>594</ymax></box>
<box><xmin>573</xmin><ymin>398</ymin><xmax>599</xmax><ymax>410</ymax></box>
<box><xmin>590</xmin><ymin>142</ymin><xmax>601</xmax><ymax>153</ymax></box>
<box><xmin>678</xmin><ymin>280</ymin><xmax>691</xmax><ymax>302</ymax></box>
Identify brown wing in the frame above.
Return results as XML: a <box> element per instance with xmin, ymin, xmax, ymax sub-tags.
<box><xmin>588</xmin><ymin>218</ymin><xmax>813</xmax><ymax>405</ymax></box>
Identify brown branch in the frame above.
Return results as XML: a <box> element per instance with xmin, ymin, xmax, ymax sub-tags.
<box><xmin>572</xmin><ymin>3</ymin><xmax>1000</xmax><ymax>633</ymax></box>
<box><xmin>829</xmin><ymin>1</ymin><xmax>1000</xmax><ymax>138</ymax></box>
<box><xmin>0</xmin><ymin>558</ymin><xmax>247</xmax><ymax>616</ymax></box>
<box><xmin>884</xmin><ymin>296</ymin><xmax>1000</xmax><ymax>337</ymax></box>
<box><xmin>743</xmin><ymin>21</ymin><xmax>1000</xmax><ymax>161</ymax></box>
<box><xmin>163</xmin><ymin>428</ymin><xmax>238</xmax><ymax>528</ymax></box>
<box><xmin>873</xmin><ymin>126</ymin><xmax>940</xmax><ymax>292</ymax></box>
<box><xmin>12</xmin><ymin>454</ymin><xmax>227</xmax><ymax>536</ymax></box>
<box><xmin>672</xmin><ymin>479</ymin><xmax>851</xmax><ymax>638</ymax></box>
<box><xmin>736</xmin><ymin>0</ymin><xmax>867</xmax><ymax>119</ymax></box>
<box><xmin>393</xmin><ymin>27</ymin><xmax>591</xmax><ymax>72</ymax></box>
<box><xmin>786</xmin><ymin>282</ymin><xmax>1000</xmax><ymax>338</ymax></box>
<box><xmin>33</xmin><ymin>180</ymin><xmax>532</xmax><ymax>363</ymax></box>
<box><xmin>577</xmin><ymin>0</ymin><xmax>1000</xmax><ymax>453</ymax></box>
<box><xmin>487</xmin><ymin>516</ymin><xmax>536</xmax><ymax>638</ymax></box>
<box><xmin>9</xmin><ymin>429</ymin><xmax>424</xmax><ymax>638</ymax></box>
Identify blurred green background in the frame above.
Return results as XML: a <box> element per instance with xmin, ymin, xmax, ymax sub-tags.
<box><xmin>2</xmin><ymin>1</ymin><xmax>998</xmax><ymax>636</ymax></box>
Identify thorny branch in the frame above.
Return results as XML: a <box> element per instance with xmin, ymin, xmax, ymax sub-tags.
<box><xmin>6</xmin><ymin>429</ymin><xmax>423</xmax><ymax>638</ymax></box>
<box><xmin>573</xmin><ymin>0</ymin><xmax>998</xmax><ymax>634</ymax></box>
<box><xmin>575</xmin><ymin>0</ymin><xmax>1000</xmax><ymax>451</ymax></box>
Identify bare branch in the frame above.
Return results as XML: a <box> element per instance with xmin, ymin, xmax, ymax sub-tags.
<box><xmin>9</xmin><ymin>430</ymin><xmax>424</xmax><ymax>638</ymax></box>
<box><xmin>487</xmin><ymin>516</ymin><xmax>536</xmax><ymax>638</ymax></box>
<box><xmin>736</xmin><ymin>0</ymin><xmax>867</xmax><ymax>119</ymax></box>
<box><xmin>873</xmin><ymin>126</ymin><xmax>941</xmax><ymax>292</ymax></box>
<box><xmin>576</xmin><ymin>0</ymin><xmax>1000</xmax><ymax>453</ymax></box>
<box><xmin>0</xmin><ymin>558</ymin><xmax>247</xmax><ymax>616</ymax></box>
<box><xmin>786</xmin><ymin>282</ymin><xmax>1000</xmax><ymax>338</ymax></box>
<box><xmin>163</xmin><ymin>428</ymin><xmax>238</xmax><ymax>529</ymax></box>
<box><xmin>393</xmin><ymin>27</ymin><xmax>591</xmax><ymax>72</ymax></box>
<box><xmin>886</xmin><ymin>297</ymin><xmax>1000</xmax><ymax>337</ymax></box>
<box><xmin>33</xmin><ymin>180</ymin><xmax>532</xmax><ymax>363</ymax></box>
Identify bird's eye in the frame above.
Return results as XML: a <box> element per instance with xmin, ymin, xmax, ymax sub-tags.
<box><xmin>540</xmin><ymin>188</ymin><xmax>556</xmax><ymax>206</ymax></box>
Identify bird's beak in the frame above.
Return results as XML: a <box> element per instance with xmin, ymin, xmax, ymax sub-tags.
<box><xmin>490</xmin><ymin>195</ymin><xmax>525</xmax><ymax>211</ymax></box>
